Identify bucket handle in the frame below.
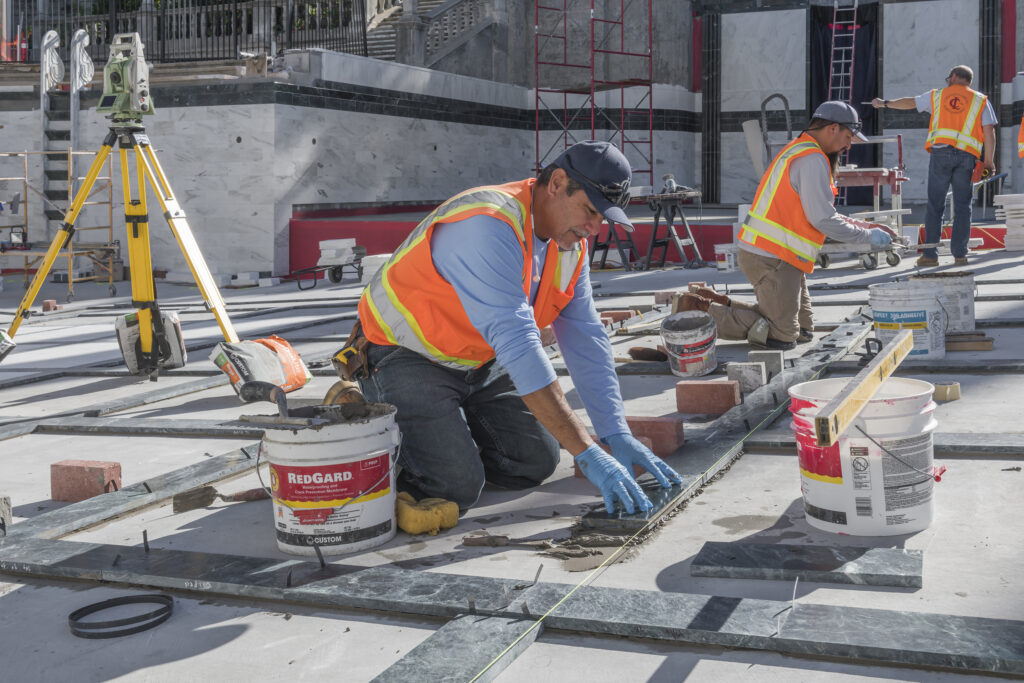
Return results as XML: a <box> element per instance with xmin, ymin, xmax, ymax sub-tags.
<box><xmin>255</xmin><ymin>433</ymin><xmax>402</xmax><ymax>513</ymax></box>
<box><xmin>854</xmin><ymin>425</ymin><xmax>946</xmax><ymax>483</ymax></box>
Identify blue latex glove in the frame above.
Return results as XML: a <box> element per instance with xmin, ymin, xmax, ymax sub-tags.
<box><xmin>575</xmin><ymin>444</ymin><xmax>653</xmax><ymax>515</ymax></box>
<box><xmin>868</xmin><ymin>228</ymin><xmax>893</xmax><ymax>247</ymax></box>
<box><xmin>603</xmin><ymin>433</ymin><xmax>684</xmax><ymax>489</ymax></box>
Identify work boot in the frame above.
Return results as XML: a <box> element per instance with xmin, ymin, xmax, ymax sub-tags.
<box><xmin>953</xmin><ymin>257</ymin><xmax>969</xmax><ymax>267</ymax></box>
<box><xmin>687</xmin><ymin>285</ymin><xmax>731</xmax><ymax>306</ymax></box>
<box><xmin>673</xmin><ymin>293</ymin><xmax>711</xmax><ymax>313</ymax></box>
<box><xmin>797</xmin><ymin>328</ymin><xmax>814</xmax><ymax>344</ymax></box>
<box><xmin>916</xmin><ymin>255</ymin><xmax>939</xmax><ymax>268</ymax></box>
<box><xmin>749</xmin><ymin>337</ymin><xmax>797</xmax><ymax>351</ymax></box>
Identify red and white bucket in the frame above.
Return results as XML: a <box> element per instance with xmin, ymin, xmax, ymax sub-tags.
<box><xmin>661</xmin><ymin>311</ymin><xmax>717</xmax><ymax>377</ymax></box>
<box><xmin>262</xmin><ymin>402</ymin><xmax>399</xmax><ymax>556</ymax></box>
<box><xmin>788</xmin><ymin>377</ymin><xmax>941</xmax><ymax>536</ymax></box>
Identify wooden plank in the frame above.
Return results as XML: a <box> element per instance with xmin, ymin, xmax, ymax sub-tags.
<box><xmin>813</xmin><ymin>330</ymin><xmax>914</xmax><ymax>446</ymax></box>
<box><xmin>946</xmin><ymin>337</ymin><xmax>994</xmax><ymax>351</ymax></box>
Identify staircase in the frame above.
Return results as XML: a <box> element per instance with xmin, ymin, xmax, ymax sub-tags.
<box><xmin>365</xmin><ymin>0</ymin><xmax>448</xmax><ymax>61</ymax></box>
<box><xmin>42</xmin><ymin>90</ymin><xmax>71</xmax><ymax>225</ymax></box>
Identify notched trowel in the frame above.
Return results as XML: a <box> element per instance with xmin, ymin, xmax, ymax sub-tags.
<box><xmin>172</xmin><ymin>485</ymin><xmax>270</xmax><ymax>514</ymax></box>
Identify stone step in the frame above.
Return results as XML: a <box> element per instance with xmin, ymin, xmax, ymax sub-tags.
<box><xmin>44</xmin><ymin>189</ymin><xmax>66</xmax><ymax>201</ymax></box>
<box><xmin>44</xmin><ymin>129</ymin><xmax>70</xmax><ymax>141</ymax></box>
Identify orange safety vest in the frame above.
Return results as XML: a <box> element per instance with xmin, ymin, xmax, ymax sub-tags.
<box><xmin>358</xmin><ymin>178</ymin><xmax>586</xmax><ymax>369</ymax></box>
<box><xmin>737</xmin><ymin>133</ymin><xmax>834</xmax><ymax>274</ymax></box>
<box><xmin>925</xmin><ymin>84</ymin><xmax>987</xmax><ymax>159</ymax></box>
<box><xmin>1018</xmin><ymin>114</ymin><xmax>1024</xmax><ymax>159</ymax></box>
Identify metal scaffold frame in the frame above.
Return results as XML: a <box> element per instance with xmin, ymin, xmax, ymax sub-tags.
<box><xmin>534</xmin><ymin>0</ymin><xmax>653</xmax><ymax>186</ymax></box>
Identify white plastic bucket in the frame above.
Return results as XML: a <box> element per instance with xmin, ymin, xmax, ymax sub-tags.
<box><xmin>262</xmin><ymin>402</ymin><xmax>400</xmax><ymax>556</ymax></box>
<box><xmin>788</xmin><ymin>377</ymin><xmax>939</xmax><ymax>536</ymax></box>
<box><xmin>661</xmin><ymin>311</ymin><xmax>717</xmax><ymax>377</ymax></box>
<box><xmin>868</xmin><ymin>281</ymin><xmax>947</xmax><ymax>359</ymax></box>
<box><xmin>909</xmin><ymin>271</ymin><xmax>976</xmax><ymax>333</ymax></box>
<box><xmin>715</xmin><ymin>243</ymin><xmax>738</xmax><ymax>272</ymax></box>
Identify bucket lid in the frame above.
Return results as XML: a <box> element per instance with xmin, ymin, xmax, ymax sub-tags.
<box><xmin>661</xmin><ymin>310</ymin><xmax>715</xmax><ymax>333</ymax></box>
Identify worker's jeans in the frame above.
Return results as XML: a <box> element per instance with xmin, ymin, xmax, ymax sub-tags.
<box><xmin>359</xmin><ymin>344</ymin><xmax>560</xmax><ymax>512</ymax></box>
<box><xmin>924</xmin><ymin>146</ymin><xmax>976</xmax><ymax>259</ymax></box>
<box><xmin>707</xmin><ymin>249</ymin><xmax>811</xmax><ymax>343</ymax></box>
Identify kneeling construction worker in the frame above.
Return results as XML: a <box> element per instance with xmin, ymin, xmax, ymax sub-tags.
<box><xmin>338</xmin><ymin>141</ymin><xmax>681</xmax><ymax>518</ymax></box>
<box><xmin>679</xmin><ymin>101</ymin><xmax>895</xmax><ymax>350</ymax></box>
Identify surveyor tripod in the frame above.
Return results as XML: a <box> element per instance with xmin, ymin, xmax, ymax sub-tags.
<box><xmin>3</xmin><ymin>123</ymin><xmax>239</xmax><ymax>372</ymax></box>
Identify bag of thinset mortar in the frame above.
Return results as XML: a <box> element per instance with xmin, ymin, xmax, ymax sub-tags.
<box><xmin>115</xmin><ymin>311</ymin><xmax>187</xmax><ymax>374</ymax></box>
<box><xmin>210</xmin><ymin>334</ymin><xmax>312</xmax><ymax>397</ymax></box>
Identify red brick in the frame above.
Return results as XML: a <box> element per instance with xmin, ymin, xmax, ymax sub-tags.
<box><xmin>687</xmin><ymin>281</ymin><xmax>707</xmax><ymax>290</ymax></box>
<box><xmin>600</xmin><ymin>309</ymin><xmax>634</xmax><ymax>323</ymax></box>
<box><xmin>675</xmin><ymin>379</ymin><xmax>741</xmax><ymax>414</ymax></box>
<box><xmin>624</xmin><ymin>416</ymin><xmax>684</xmax><ymax>457</ymax></box>
<box><xmin>573</xmin><ymin>435</ymin><xmax>654</xmax><ymax>478</ymax></box>
<box><xmin>654</xmin><ymin>290</ymin><xmax>679</xmax><ymax>305</ymax></box>
<box><xmin>51</xmin><ymin>460</ymin><xmax>121</xmax><ymax>502</ymax></box>
<box><xmin>42</xmin><ymin>300</ymin><xmax>58</xmax><ymax>312</ymax></box>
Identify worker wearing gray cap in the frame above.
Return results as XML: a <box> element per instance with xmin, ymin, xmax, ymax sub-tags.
<box><xmin>679</xmin><ymin>101</ymin><xmax>894</xmax><ymax>350</ymax></box>
<box><xmin>341</xmin><ymin>141</ymin><xmax>681</xmax><ymax>518</ymax></box>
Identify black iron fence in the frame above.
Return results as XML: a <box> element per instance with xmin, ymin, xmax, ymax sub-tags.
<box><xmin>1</xmin><ymin>0</ymin><xmax>367</xmax><ymax>64</ymax></box>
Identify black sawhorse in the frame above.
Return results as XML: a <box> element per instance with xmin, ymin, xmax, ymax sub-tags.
<box><xmin>643</xmin><ymin>189</ymin><xmax>705</xmax><ymax>269</ymax></box>
<box><xmin>590</xmin><ymin>220</ymin><xmax>640</xmax><ymax>271</ymax></box>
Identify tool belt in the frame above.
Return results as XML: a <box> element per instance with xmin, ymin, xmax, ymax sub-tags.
<box><xmin>331</xmin><ymin>320</ymin><xmax>371</xmax><ymax>382</ymax></box>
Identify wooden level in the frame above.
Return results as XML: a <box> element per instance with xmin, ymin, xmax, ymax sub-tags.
<box><xmin>813</xmin><ymin>330</ymin><xmax>914</xmax><ymax>447</ymax></box>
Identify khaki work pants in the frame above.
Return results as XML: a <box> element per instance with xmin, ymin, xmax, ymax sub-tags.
<box><xmin>707</xmin><ymin>249</ymin><xmax>812</xmax><ymax>343</ymax></box>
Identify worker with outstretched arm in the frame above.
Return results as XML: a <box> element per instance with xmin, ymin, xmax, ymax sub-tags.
<box><xmin>872</xmin><ymin>64</ymin><xmax>997</xmax><ymax>267</ymax></box>
<box><xmin>677</xmin><ymin>101</ymin><xmax>895</xmax><ymax>350</ymax></box>
<box><xmin>337</xmin><ymin>141</ymin><xmax>682</xmax><ymax>517</ymax></box>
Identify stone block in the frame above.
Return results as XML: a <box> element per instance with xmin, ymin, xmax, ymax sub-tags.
<box><xmin>573</xmin><ymin>436</ymin><xmax>654</xmax><ymax>478</ymax></box>
<box><xmin>258</xmin><ymin>277</ymin><xmax>281</xmax><ymax>287</ymax></box>
<box><xmin>675</xmin><ymin>380</ymin><xmax>741</xmax><ymax>414</ymax></box>
<box><xmin>654</xmin><ymin>290</ymin><xmax>679</xmax><ymax>305</ymax></box>
<box><xmin>600</xmin><ymin>310</ymin><xmax>634</xmax><ymax>323</ymax></box>
<box><xmin>51</xmin><ymin>460</ymin><xmax>122</xmax><ymax>502</ymax></box>
<box><xmin>727</xmin><ymin>361</ymin><xmax>768</xmax><ymax>393</ymax></box>
<box><xmin>747</xmin><ymin>350</ymin><xmax>785</xmax><ymax>380</ymax></box>
<box><xmin>42</xmin><ymin>300</ymin><xmax>58</xmax><ymax>312</ymax></box>
<box><xmin>624</xmin><ymin>416</ymin><xmax>684</xmax><ymax>457</ymax></box>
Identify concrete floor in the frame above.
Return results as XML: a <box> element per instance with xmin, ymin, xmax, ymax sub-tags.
<box><xmin>0</xmin><ymin>245</ymin><xmax>1022</xmax><ymax>681</ymax></box>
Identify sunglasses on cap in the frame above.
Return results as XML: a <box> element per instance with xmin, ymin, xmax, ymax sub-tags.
<box><xmin>828</xmin><ymin>119</ymin><xmax>862</xmax><ymax>135</ymax></box>
<box><xmin>563</xmin><ymin>155</ymin><xmax>631</xmax><ymax>209</ymax></box>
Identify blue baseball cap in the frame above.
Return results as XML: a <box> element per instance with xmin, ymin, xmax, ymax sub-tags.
<box><xmin>552</xmin><ymin>141</ymin><xmax>634</xmax><ymax>230</ymax></box>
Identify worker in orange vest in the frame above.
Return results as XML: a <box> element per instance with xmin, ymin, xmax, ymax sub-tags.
<box><xmin>341</xmin><ymin>141</ymin><xmax>681</xmax><ymax>516</ymax></box>
<box><xmin>873</xmin><ymin>65</ymin><xmax>997</xmax><ymax>267</ymax></box>
<box><xmin>1018</xmin><ymin>113</ymin><xmax>1024</xmax><ymax>158</ymax></box>
<box><xmin>678</xmin><ymin>101</ymin><xmax>893</xmax><ymax>350</ymax></box>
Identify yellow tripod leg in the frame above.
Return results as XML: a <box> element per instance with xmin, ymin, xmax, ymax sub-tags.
<box><xmin>134</xmin><ymin>135</ymin><xmax>239</xmax><ymax>343</ymax></box>
<box><xmin>120</xmin><ymin>144</ymin><xmax>158</xmax><ymax>358</ymax></box>
<box><xmin>5</xmin><ymin>132</ymin><xmax>116</xmax><ymax>339</ymax></box>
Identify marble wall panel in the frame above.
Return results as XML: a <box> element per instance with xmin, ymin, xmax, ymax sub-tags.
<box><xmin>655</xmin><ymin>131</ymin><xmax>699</xmax><ymax>193</ymax></box>
<box><xmin>882</xmin><ymin>0</ymin><xmax>979</xmax><ymax>96</ymax></box>
<box><xmin>722</xmin><ymin>10</ymin><xmax>806</xmax><ymax>113</ymax></box>
<box><xmin>720</xmin><ymin>131</ymin><xmax>767</xmax><ymax>205</ymax></box>
<box><xmin>273</xmin><ymin>104</ymin><xmax>534</xmax><ymax>274</ymax></box>
<box><xmin>881</xmin><ymin>129</ymin><xmax>930</xmax><ymax>202</ymax></box>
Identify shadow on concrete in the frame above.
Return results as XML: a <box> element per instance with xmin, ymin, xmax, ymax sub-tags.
<box><xmin>654</xmin><ymin>496</ymin><xmax>926</xmax><ymax>601</ymax></box>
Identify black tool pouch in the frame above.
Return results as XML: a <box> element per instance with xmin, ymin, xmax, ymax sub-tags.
<box><xmin>332</xmin><ymin>320</ymin><xmax>372</xmax><ymax>382</ymax></box>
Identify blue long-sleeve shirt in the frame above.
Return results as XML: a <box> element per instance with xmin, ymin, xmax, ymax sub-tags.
<box><xmin>429</xmin><ymin>214</ymin><xmax>630</xmax><ymax>439</ymax></box>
